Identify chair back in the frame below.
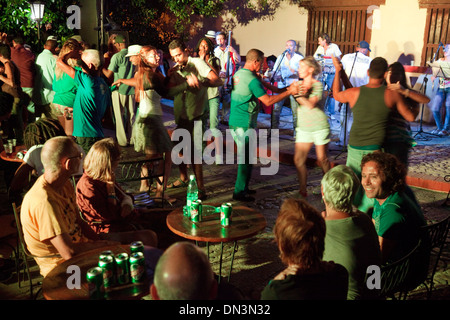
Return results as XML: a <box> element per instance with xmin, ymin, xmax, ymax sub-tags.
<box><xmin>12</xmin><ymin>203</ymin><xmax>60</xmax><ymax>259</ymax></box>
<box><xmin>116</xmin><ymin>156</ymin><xmax>164</xmax><ymax>183</ymax></box>
<box><xmin>421</xmin><ymin>215</ymin><xmax>450</xmax><ymax>250</ymax></box>
<box><xmin>419</xmin><ymin>215</ymin><xmax>450</xmax><ymax>287</ymax></box>
<box><xmin>380</xmin><ymin>239</ymin><xmax>422</xmax><ymax>298</ymax></box>
<box><xmin>115</xmin><ymin>155</ymin><xmax>167</xmax><ymax>207</ymax></box>
<box><xmin>12</xmin><ymin>203</ymin><xmax>31</xmax><ymax>257</ymax></box>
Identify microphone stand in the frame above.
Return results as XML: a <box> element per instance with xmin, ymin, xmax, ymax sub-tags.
<box><xmin>270</xmin><ymin>50</ymin><xmax>288</xmax><ymax>131</ymax></box>
<box><xmin>335</xmin><ymin>51</ymin><xmax>358</xmax><ymax>158</ymax></box>
<box><xmin>413</xmin><ymin>43</ymin><xmax>443</xmax><ymax>140</ymax></box>
<box><xmin>270</xmin><ymin>50</ymin><xmax>288</xmax><ymax>85</ymax></box>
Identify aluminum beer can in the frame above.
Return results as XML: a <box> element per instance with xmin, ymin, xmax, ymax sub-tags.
<box><xmin>220</xmin><ymin>203</ymin><xmax>232</xmax><ymax>227</ymax></box>
<box><xmin>129</xmin><ymin>251</ymin><xmax>145</xmax><ymax>283</ymax></box>
<box><xmin>130</xmin><ymin>241</ymin><xmax>144</xmax><ymax>254</ymax></box>
<box><xmin>98</xmin><ymin>255</ymin><xmax>115</xmax><ymax>289</ymax></box>
<box><xmin>190</xmin><ymin>199</ymin><xmax>202</xmax><ymax>222</ymax></box>
<box><xmin>86</xmin><ymin>267</ymin><xmax>104</xmax><ymax>299</ymax></box>
<box><xmin>115</xmin><ymin>253</ymin><xmax>130</xmax><ymax>285</ymax></box>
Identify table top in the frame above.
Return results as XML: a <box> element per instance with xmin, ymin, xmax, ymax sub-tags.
<box><xmin>42</xmin><ymin>245</ymin><xmax>150</xmax><ymax>300</ymax></box>
<box><xmin>0</xmin><ymin>145</ymin><xmax>26</xmax><ymax>163</ymax></box>
<box><xmin>166</xmin><ymin>203</ymin><xmax>267</xmax><ymax>243</ymax></box>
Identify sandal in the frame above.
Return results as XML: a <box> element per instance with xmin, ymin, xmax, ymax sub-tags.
<box><xmin>166</xmin><ymin>178</ymin><xmax>189</xmax><ymax>189</ymax></box>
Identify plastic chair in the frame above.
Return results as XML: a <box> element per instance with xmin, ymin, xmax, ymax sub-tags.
<box><xmin>379</xmin><ymin>239</ymin><xmax>424</xmax><ymax>300</ymax></box>
<box><xmin>420</xmin><ymin>215</ymin><xmax>450</xmax><ymax>299</ymax></box>
<box><xmin>12</xmin><ymin>203</ymin><xmax>60</xmax><ymax>299</ymax></box>
<box><xmin>115</xmin><ymin>154</ymin><xmax>172</xmax><ymax>208</ymax></box>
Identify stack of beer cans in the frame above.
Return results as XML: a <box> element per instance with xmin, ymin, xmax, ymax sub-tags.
<box><xmin>86</xmin><ymin>241</ymin><xmax>146</xmax><ymax>299</ymax></box>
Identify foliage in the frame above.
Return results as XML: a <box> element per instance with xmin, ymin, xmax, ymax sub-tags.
<box><xmin>0</xmin><ymin>0</ymin><xmax>81</xmax><ymax>53</ymax></box>
<box><xmin>107</xmin><ymin>0</ymin><xmax>227</xmax><ymax>50</ymax></box>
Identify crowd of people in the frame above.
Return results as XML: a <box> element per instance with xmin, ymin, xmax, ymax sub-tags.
<box><xmin>0</xmin><ymin>29</ymin><xmax>437</xmax><ymax>300</ymax></box>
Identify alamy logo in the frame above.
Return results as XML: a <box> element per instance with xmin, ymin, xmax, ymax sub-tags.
<box><xmin>170</xmin><ymin>121</ymin><xmax>280</xmax><ymax>175</ymax></box>
<box><xmin>66</xmin><ymin>5</ymin><xmax>81</xmax><ymax>30</ymax></box>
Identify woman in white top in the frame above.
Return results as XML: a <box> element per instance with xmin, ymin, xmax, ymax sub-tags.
<box><xmin>113</xmin><ymin>46</ymin><xmax>174</xmax><ymax>203</ymax></box>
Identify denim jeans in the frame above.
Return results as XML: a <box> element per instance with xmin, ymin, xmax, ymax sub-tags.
<box><xmin>324</xmin><ymin>73</ymin><xmax>336</xmax><ymax>116</ymax></box>
<box><xmin>271</xmin><ymin>95</ymin><xmax>298</xmax><ymax>130</ymax></box>
<box><xmin>431</xmin><ymin>87</ymin><xmax>450</xmax><ymax>131</ymax></box>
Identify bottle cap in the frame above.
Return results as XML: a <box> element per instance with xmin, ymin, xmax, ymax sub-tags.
<box><xmin>190</xmin><ymin>174</ymin><xmax>195</xmax><ymax>180</ymax></box>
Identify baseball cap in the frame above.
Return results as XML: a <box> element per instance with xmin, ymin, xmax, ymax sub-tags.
<box><xmin>126</xmin><ymin>45</ymin><xmax>143</xmax><ymax>57</ymax></box>
<box><xmin>205</xmin><ymin>30</ymin><xmax>216</xmax><ymax>39</ymax></box>
<box><xmin>358</xmin><ymin>40</ymin><xmax>371</xmax><ymax>51</ymax></box>
<box><xmin>115</xmin><ymin>34</ymin><xmax>126</xmax><ymax>44</ymax></box>
<box><xmin>47</xmin><ymin>35</ymin><xmax>57</xmax><ymax>41</ymax></box>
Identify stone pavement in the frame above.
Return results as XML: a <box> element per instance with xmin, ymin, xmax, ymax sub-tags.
<box><xmin>0</xmin><ymin>100</ymin><xmax>448</xmax><ymax>300</ymax></box>
<box><xmin>116</xmin><ymin>100</ymin><xmax>449</xmax><ymax>300</ymax></box>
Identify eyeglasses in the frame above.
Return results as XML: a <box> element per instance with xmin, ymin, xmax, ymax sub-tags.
<box><xmin>67</xmin><ymin>153</ymin><xmax>83</xmax><ymax>161</ymax></box>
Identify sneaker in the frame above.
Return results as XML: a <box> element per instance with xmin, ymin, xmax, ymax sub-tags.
<box><xmin>431</xmin><ymin>128</ymin><xmax>441</xmax><ymax>134</ymax></box>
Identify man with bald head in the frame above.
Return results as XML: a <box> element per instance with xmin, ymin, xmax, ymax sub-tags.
<box><xmin>150</xmin><ymin>242</ymin><xmax>218</xmax><ymax>300</ymax></box>
<box><xmin>20</xmin><ymin>136</ymin><xmax>117</xmax><ymax>277</ymax></box>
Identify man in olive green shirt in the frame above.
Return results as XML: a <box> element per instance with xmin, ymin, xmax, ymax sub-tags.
<box><xmin>103</xmin><ymin>34</ymin><xmax>136</xmax><ymax>147</ymax></box>
<box><xmin>167</xmin><ymin>39</ymin><xmax>222</xmax><ymax>199</ymax></box>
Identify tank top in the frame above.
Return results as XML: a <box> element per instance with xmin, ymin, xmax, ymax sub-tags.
<box><xmin>349</xmin><ymin>85</ymin><xmax>391</xmax><ymax>147</ymax></box>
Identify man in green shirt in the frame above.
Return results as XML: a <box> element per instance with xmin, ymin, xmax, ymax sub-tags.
<box><xmin>34</xmin><ymin>38</ymin><xmax>58</xmax><ymax>120</ymax></box>
<box><xmin>360</xmin><ymin>152</ymin><xmax>425</xmax><ymax>263</ymax></box>
<box><xmin>229</xmin><ymin>49</ymin><xmax>296</xmax><ymax>201</ymax></box>
<box><xmin>103</xmin><ymin>34</ymin><xmax>136</xmax><ymax>147</ymax></box>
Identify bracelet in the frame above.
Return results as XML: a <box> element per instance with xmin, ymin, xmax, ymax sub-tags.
<box><xmin>108</xmin><ymin>194</ymin><xmax>117</xmax><ymax>200</ymax></box>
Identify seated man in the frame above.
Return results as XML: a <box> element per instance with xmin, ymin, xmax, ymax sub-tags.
<box><xmin>20</xmin><ymin>136</ymin><xmax>157</xmax><ymax>277</ymax></box>
<box><xmin>150</xmin><ymin>242</ymin><xmax>218</xmax><ymax>300</ymax></box>
<box><xmin>360</xmin><ymin>152</ymin><xmax>426</xmax><ymax>263</ymax></box>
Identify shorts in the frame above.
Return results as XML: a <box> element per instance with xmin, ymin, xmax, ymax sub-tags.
<box><xmin>295</xmin><ymin>128</ymin><xmax>330</xmax><ymax>145</ymax></box>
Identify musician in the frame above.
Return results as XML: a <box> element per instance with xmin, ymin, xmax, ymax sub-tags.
<box><xmin>337</xmin><ymin>40</ymin><xmax>373</xmax><ymax>145</ymax></box>
<box><xmin>271</xmin><ymin>40</ymin><xmax>304</xmax><ymax>131</ymax></box>
<box><xmin>214</xmin><ymin>31</ymin><xmax>241</xmax><ymax>125</ymax></box>
<box><xmin>429</xmin><ymin>43</ymin><xmax>450</xmax><ymax>136</ymax></box>
<box><xmin>313</xmin><ymin>33</ymin><xmax>342</xmax><ymax>119</ymax></box>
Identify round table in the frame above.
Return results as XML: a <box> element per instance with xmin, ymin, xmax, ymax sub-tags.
<box><xmin>166</xmin><ymin>203</ymin><xmax>266</xmax><ymax>281</ymax></box>
<box><xmin>0</xmin><ymin>145</ymin><xmax>26</xmax><ymax>163</ymax></box>
<box><xmin>42</xmin><ymin>245</ymin><xmax>159</xmax><ymax>300</ymax></box>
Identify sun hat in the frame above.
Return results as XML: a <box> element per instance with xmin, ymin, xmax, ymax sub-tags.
<box><xmin>125</xmin><ymin>45</ymin><xmax>143</xmax><ymax>57</ymax></box>
<box><xmin>205</xmin><ymin>30</ymin><xmax>216</xmax><ymax>39</ymax></box>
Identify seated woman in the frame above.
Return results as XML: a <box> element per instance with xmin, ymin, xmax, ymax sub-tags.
<box><xmin>321</xmin><ymin>165</ymin><xmax>381</xmax><ymax>300</ymax></box>
<box><xmin>260</xmin><ymin>198</ymin><xmax>349</xmax><ymax>300</ymax></box>
<box><xmin>76</xmin><ymin>137</ymin><xmax>157</xmax><ymax>244</ymax></box>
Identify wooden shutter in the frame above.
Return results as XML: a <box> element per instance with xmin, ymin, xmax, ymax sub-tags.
<box><xmin>422</xmin><ymin>6</ymin><xmax>450</xmax><ymax>65</ymax></box>
<box><xmin>306</xmin><ymin>8</ymin><xmax>373</xmax><ymax>56</ymax></box>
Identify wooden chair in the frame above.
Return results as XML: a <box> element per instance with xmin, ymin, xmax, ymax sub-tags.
<box><xmin>379</xmin><ymin>239</ymin><xmax>424</xmax><ymax>300</ymax></box>
<box><xmin>12</xmin><ymin>203</ymin><xmax>60</xmax><ymax>299</ymax></box>
<box><xmin>420</xmin><ymin>215</ymin><xmax>450</xmax><ymax>299</ymax></box>
<box><xmin>115</xmin><ymin>154</ymin><xmax>172</xmax><ymax>208</ymax></box>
